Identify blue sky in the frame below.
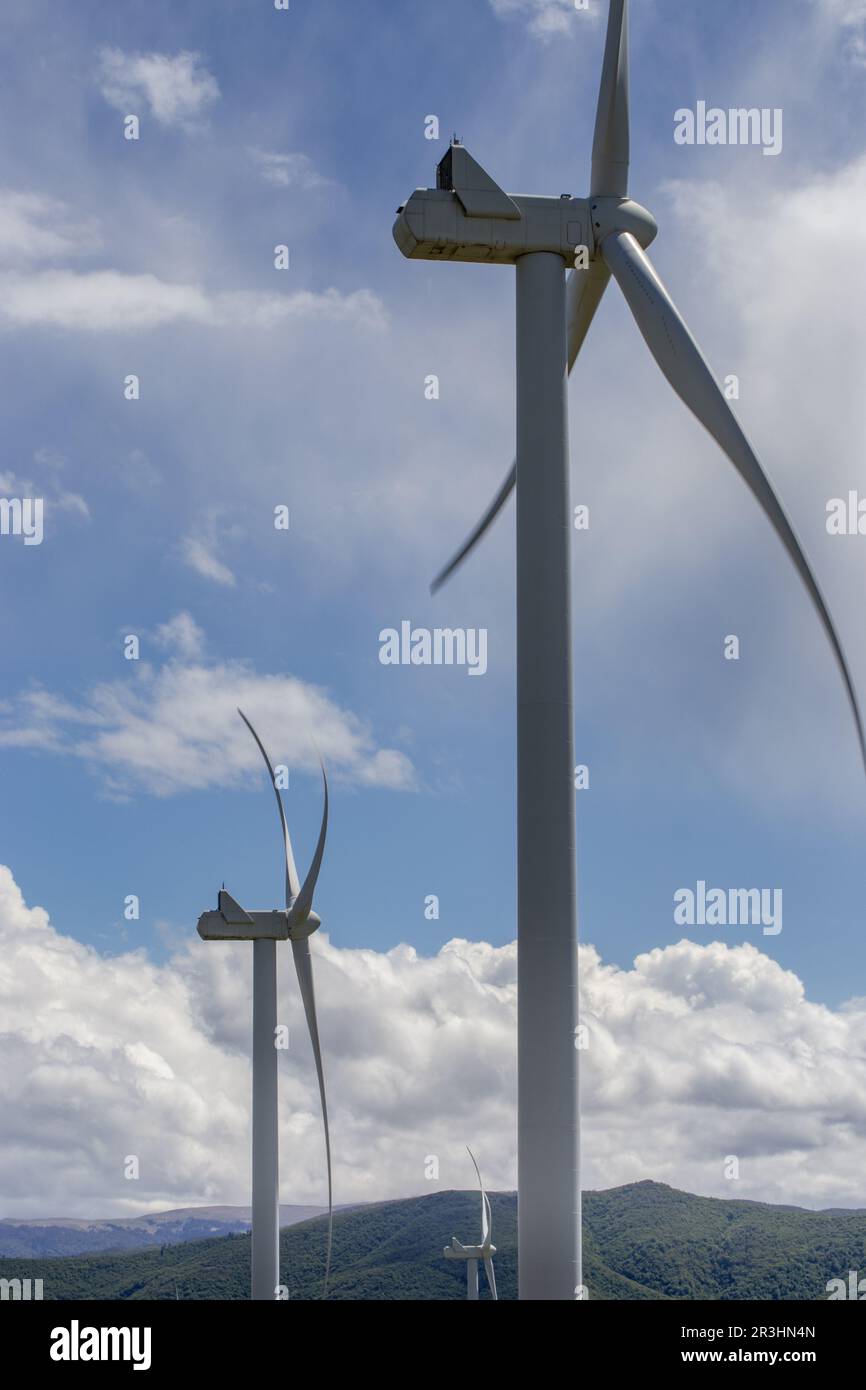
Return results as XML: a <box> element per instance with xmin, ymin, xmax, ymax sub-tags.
<box><xmin>2</xmin><ymin>0</ymin><xmax>864</xmax><ymax>996</ymax></box>
<box><xmin>3</xmin><ymin>0</ymin><xmax>866</xmax><ymax>1215</ymax></box>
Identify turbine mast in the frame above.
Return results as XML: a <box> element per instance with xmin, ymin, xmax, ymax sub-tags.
<box><xmin>395</xmin><ymin>145</ymin><xmax>586</xmax><ymax>1296</ymax></box>
<box><xmin>515</xmin><ymin>251</ymin><xmax>578</xmax><ymax>1300</ymax></box>
<box><xmin>197</xmin><ymin>710</ymin><xmax>333</xmax><ymax>1302</ymax></box>
<box><xmin>251</xmin><ymin>938</ymin><xmax>280</xmax><ymax>1300</ymax></box>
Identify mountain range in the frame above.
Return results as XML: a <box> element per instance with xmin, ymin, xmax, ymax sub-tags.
<box><xmin>2</xmin><ymin>1181</ymin><xmax>864</xmax><ymax>1299</ymax></box>
<box><xmin>0</xmin><ymin>1205</ymin><xmax>328</xmax><ymax>1259</ymax></box>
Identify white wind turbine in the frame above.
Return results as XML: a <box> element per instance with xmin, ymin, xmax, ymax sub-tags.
<box><xmin>197</xmin><ymin>709</ymin><xmax>332</xmax><ymax>1301</ymax></box>
<box><xmin>443</xmin><ymin>1148</ymin><xmax>498</xmax><ymax>1301</ymax></box>
<box><xmin>394</xmin><ymin>0</ymin><xmax>865</xmax><ymax>1301</ymax></box>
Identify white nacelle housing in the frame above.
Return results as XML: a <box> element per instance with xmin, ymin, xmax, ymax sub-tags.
<box><xmin>197</xmin><ymin>908</ymin><xmax>289</xmax><ymax>942</ymax></box>
<box><xmin>197</xmin><ymin>889</ymin><xmax>289</xmax><ymax>941</ymax></box>
<box><xmin>394</xmin><ymin>189</ymin><xmax>591</xmax><ymax>265</ymax></box>
<box><xmin>393</xmin><ymin>142</ymin><xmax>590</xmax><ymax>265</ymax></box>
<box><xmin>196</xmin><ymin>888</ymin><xmax>322</xmax><ymax>942</ymax></box>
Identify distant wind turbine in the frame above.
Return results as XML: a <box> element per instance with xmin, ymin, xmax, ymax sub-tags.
<box><xmin>443</xmin><ymin>1148</ymin><xmax>498</xmax><ymax>1301</ymax></box>
<box><xmin>197</xmin><ymin>708</ymin><xmax>332</xmax><ymax>1301</ymax></box>
<box><xmin>394</xmin><ymin>0</ymin><xmax>865</xmax><ymax>1301</ymax></box>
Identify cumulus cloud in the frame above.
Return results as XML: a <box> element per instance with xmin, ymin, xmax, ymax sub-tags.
<box><xmin>2</xmin><ymin>863</ymin><xmax>866</xmax><ymax>1218</ymax></box>
<box><xmin>0</xmin><ymin>648</ymin><xmax>416</xmax><ymax>795</ymax></box>
<box><xmin>579</xmin><ymin>938</ymin><xmax>858</xmax><ymax>1207</ymax></box>
<box><xmin>97</xmin><ymin>47</ymin><xmax>220</xmax><ymax>129</ymax></box>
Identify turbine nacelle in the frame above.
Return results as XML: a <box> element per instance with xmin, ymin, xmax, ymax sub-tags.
<box><xmin>196</xmin><ymin>892</ymin><xmax>323</xmax><ymax>942</ymax></box>
<box><xmin>197</xmin><ymin>903</ymin><xmax>287</xmax><ymax>942</ymax></box>
<box><xmin>443</xmin><ymin>1238</ymin><xmax>496</xmax><ymax>1260</ymax></box>
<box><xmin>394</xmin><ymin>142</ymin><xmax>591</xmax><ymax>266</ymax></box>
<box><xmin>393</xmin><ymin>141</ymin><xmax>658</xmax><ymax>273</ymax></box>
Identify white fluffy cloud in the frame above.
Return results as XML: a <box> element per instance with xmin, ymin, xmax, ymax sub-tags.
<box><xmin>0</xmin><ymin>270</ymin><xmax>386</xmax><ymax>334</ymax></box>
<box><xmin>97</xmin><ymin>48</ymin><xmax>220</xmax><ymax>129</ymax></box>
<box><xmin>0</xmin><ymin>648</ymin><xmax>415</xmax><ymax>796</ymax></box>
<box><xmin>2</xmin><ymin>863</ymin><xmax>866</xmax><ymax>1218</ymax></box>
<box><xmin>582</xmin><ymin>938</ymin><xmax>866</xmax><ymax>1208</ymax></box>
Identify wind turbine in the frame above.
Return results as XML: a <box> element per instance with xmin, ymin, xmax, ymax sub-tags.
<box><xmin>443</xmin><ymin>1148</ymin><xmax>498</xmax><ymax>1301</ymax></box>
<box><xmin>394</xmin><ymin>0</ymin><xmax>865</xmax><ymax>1302</ymax></box>
<box><xmin>197</xmin><ymin>708</ymin><xmax>332</xmax><ymax>1301</ymax></box>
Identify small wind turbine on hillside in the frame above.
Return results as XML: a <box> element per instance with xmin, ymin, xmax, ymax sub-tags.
<box><xmin>443</xmin><ymin>1148</ymin><xmax>498</xmax><ymax>1301</ymax></box>
<box><xmin>197</xmin><ymin>709</ymin><xmax>332</xmax><ymax>1301</ymax></box>
<box><xmin>394</xmin><ymin>0</ymin><xmax>865</xmax><ymax>1301</ymax></box>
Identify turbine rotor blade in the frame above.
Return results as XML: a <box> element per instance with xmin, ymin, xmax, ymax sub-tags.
<box><xmin>292</xmin><ymin>936</ymin><xmax>333</xmax><ymax>1298</ymax></box>
<box><xmin>430</xmin><ymin>262</ymin><xmax>610</xmax><ymax>594</ymax></box>
<box><xmin>466</xmin><ymin>1146</ymin><xmax>490</xmax><ymax>1246</ymax></box>
<box><xmin>483</xmin><ymin>1254</ymin><xmax>498</xmax><ymax>1301</ymax></box>
<box><xmin>601</xmin><ymin>230</ymin><xmax>866</xmax><ymax>773</ymax></box>
<box><xmin>591</xmin><ymin>0</ymin><xmax>630</xmax><ymax>197</ymax></box>
<box><xmin>291</xmin><ymin>759</ymin><xmax>328</xmax><ymax>923</ymax></box>
<box><xmin>566</xmin><ymin>260</ymin><xmax>610</xmax><ymax>373</ymax></box>
<box><xmin>238</xmin><ymin>708</ymin><xmax>300</xmax><ymax>907</ymax></box>
<box><xmin>430</xmin><ymin>464</ymin><xmax>515</xmax><ymax>595</ymax></box>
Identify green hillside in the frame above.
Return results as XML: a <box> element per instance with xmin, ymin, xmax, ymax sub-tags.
<box><xmin>3</xmin><ymin>1180</ymin><xmax>865</xmax><ymax>1300</ymax></box>
<box><xmin>585</xmin><ymin>1180</ymin><xmax>866</xmax><ymax>1300</ymax></box>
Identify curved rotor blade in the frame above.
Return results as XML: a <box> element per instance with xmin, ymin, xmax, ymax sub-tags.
<box><xmin>237</xmin><ymin>708</ymin><xmax>300</xmax><ymax>906</ymax></box>
<box><xmin>483</xmin><ymin>1254</ymin><xmax>498</xmax><ymax>1301</ymax></box>
<box><xmin>466</xmin><ymin>1146</ymin><xmax>490</xmax><ymax>1246</ymax></box>
<box><xmin>291</xmin><ymin>759</ymin><xmax>328</xmax><ymax>923</ymax></box>
<box><xmin>601</xmin><ymin>230</ymin><xmax>866</xmax><ymax>773</ymax></box>
<box><xmin>430</xmin><ymin>262</ymin><xmax>610</xmax><ymax>594</ymax></box>
<box><xmin>591</xmin><ymin>0</ymin><xmax>630</xmax><ymax>198</ymax></box>
<box><xmin>430</xmin><ymin>464</ymin><xmax>515</xmax><ymax>595</ymax></box>
<box><xmin>566</xmin><ymin>259</ymin><xmax>610</xmax><ymax>371</ymax></box>
<box><xmin>292</xmin><ymin>935</ymin><xmax>333</xmax><ymax>1298</ymax></box>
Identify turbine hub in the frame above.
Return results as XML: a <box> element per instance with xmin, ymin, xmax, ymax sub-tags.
<box><xmin>289</xmin><ymin>909</ymin><xmax>322</xmax><ymax>940</ymax></box>
<box><xmin>590</xmin><ymin>196</ymin><xmax>658</xmax><ymax>252</ymax></box>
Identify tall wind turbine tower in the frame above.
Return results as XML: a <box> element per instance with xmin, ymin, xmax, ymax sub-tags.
<box><xmin>443</xmin><ymin>1148</ymin><xmax>498</xmax><ymax>1301</ymax></box>
<box><xmin>394</xmin><ymin>0</ymin><xmax>865</xmax><ymax>1301</ymax></box>
<box><xmin>197</xmin><ymin>710</ymin><xmax>332</xmax><ymax>1301</ymax></box>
